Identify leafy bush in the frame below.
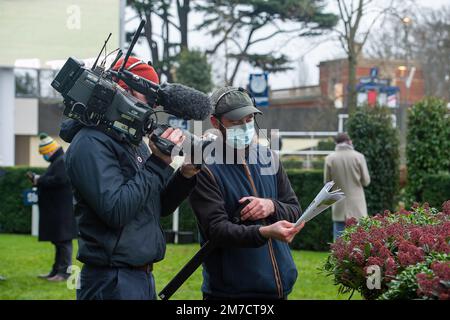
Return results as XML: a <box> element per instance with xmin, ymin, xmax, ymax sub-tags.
<box><xmin>324</xmin><ymin>202</ymin><xmax>450</xmax><ymax>300</ymax></box>
<box><xmin>317</xmin><ymin>138</ymin><xmax>335</xmax><ymax>151</ymax></box>
<box><xmin>406</xmin><ymin>97</ymin><xmax>450</xmax><ymax>201</ymax></box>
<box><xmin>422</xmin><ymin>173</ymin><xmax>450</xmax><ymax>208</ymax></box>
<box><xmin>347</xmin><ymin>106</ymin><xmax>400</xmax><ymax>214</ymax></box>
<box><xmin>175</xmin><ymin>49</ymin><xmax>213</xmax><ymax>93</ymax></box>
<box><xmin>281</xmin><ymin>159</ymin><xmax>324</xmax><ymax>170</ymax></box>
<box><xmin>0</xmin><ymin>167</ymin><xmax>45</xmax><ymax>233</ymax></box>
<box><xmin>286</xmin><ymin>170</ymin><xmax>332</xmax><ymax>251</ymax></box>
<box><xmin>380</xmin><ymin>252</ymin><xmax>449</xmax><ymax>300</ymax></box>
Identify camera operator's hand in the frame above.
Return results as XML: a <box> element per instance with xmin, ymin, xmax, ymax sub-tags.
<box><xmin>259</xmin><ymin>220</ymin><xmax>305</xmax><ymax>243</ymax></box>
<box><xmin>149</xmin><ymin>127</ymin><xmax>185</xmax><ymax>165</ymax></box>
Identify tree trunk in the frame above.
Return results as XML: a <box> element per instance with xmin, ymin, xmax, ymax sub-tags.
<box><xmin>177</xmin><ymin>0</ymin><xmax>190</xmax><ymax>50</ymax></box>
<box><xmin>144</xmin><ymin>11</ymin><xmax>160</xmax><ymax>73</ymax></box>
<box><xmin>347</xmin><ymin>55</ymin><xmax>357</xmax><ymax>114</ymax></box>
<box><xmin>228</xmin><ymin>27</ymin><xmax>257</xmax><ymax>85</ymax></box>
<box><xmin>160</xmin><ymin>5</ymin><xmax>173</xmax><ymax>82</ymax></box>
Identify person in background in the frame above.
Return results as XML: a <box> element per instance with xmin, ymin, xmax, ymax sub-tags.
<box><xmin>324</xmin><ymin>132</ymin><xmax>370</xmax><ymax>240</ymax></box>
<box><xmin>29</xmin><ymin>133</ymin><xmax>77</xmax><ymax>281</ymax></box>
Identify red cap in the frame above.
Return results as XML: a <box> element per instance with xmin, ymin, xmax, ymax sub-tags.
<box><xmin>112</xmin><ymin>56</ymin><xmax>159</xmax><ymax>90</ymax></box>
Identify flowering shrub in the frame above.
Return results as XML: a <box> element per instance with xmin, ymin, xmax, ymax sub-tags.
<box><xmin>324</xmin><ymin>201</ymin><xmax>450</xmax><ymax>300</ymax></box>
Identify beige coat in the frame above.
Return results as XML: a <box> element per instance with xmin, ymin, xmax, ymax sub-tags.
<box><xmin>324</xmin><ymin>143</ymin><xmax>370</xmax><ymax>222</ymax></box>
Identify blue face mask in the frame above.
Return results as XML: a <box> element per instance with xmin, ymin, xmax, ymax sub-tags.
<box><xmin>225</xmin><ymin>120</ymin><xmax>255</xmax><ymax>149</ymax></box>
<box><xmin>43</xmin><ymin>154</ymin><xmax>51</xmax><ymax>162</ymax></box>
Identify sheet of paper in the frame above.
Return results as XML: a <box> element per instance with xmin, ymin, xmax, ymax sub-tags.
<box><xmin>294</xmin><ymin>181</ymin><xmax>345</xmax><ymax>227</ymax></box>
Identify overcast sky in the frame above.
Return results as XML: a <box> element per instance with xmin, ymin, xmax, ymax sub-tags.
<box><xmin>128</xmin><ymin>0</ymin><xmax>449</xmax><ymax>90</ymax></box>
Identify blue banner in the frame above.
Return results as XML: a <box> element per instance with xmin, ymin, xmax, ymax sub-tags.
<box><xmin>248</xmin><ymin>73</ymin><xmax>269</xmax><ymax>107</ymax></box>
<box><xmin>23</xmin><ymin>188</ymin><xmax>38</xmax><ymax>206</ymax></box>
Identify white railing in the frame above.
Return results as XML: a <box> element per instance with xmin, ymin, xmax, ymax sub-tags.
<box><xmin>279</xmin><ymin>131</ymin><xmax>339</xmax><ymax>137</ymax></box>
<box><xmin>277</xmin><ymin>131</ymin><xmax>337</xmax><ymax>167</ymax></box>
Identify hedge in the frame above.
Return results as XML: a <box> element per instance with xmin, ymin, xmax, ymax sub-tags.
<box><xmin>0</xmin><ymin>166</ymin><xmax>332</xmax><ymax>251</ymax></box>
<box><xmin>281</xmin><ymin>159</ymin><xmax>324</xmax><ymax>170</ymax></box>
<box><xmin>422</xmin><ymin>172</ymin><xmax>450</xmax><ymax>208</ymax></box>
<box><xmin>347</xmin><ymin>106</ymin><xmax>400</xmax><ymax>214</ymax></box>
<box><xmin>0</xmin><ymin>167</ymin><xmax>46</xmax><ymax>233</ymax></box>
<box><xmin>406</xmin><ymin>97</ymin><xmax>450</xmax><ymax>202</ymax></box>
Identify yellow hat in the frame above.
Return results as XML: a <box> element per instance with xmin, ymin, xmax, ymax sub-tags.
<box><xmin>38</xmin><ymin>133</ymin><xmax>59</xmax><ymax>155</ymax></box>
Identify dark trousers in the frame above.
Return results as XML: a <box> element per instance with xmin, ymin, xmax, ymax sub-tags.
<box><xmin>203</xmin><ymin>293</ymin><xmax>288</xmax><ymax>300</ymax></box>
<box><xmin>77</xmin><ymin>265</ymin><xmax>156</xmax><ymax>300</ymax></box>
<box><xmin>51</xmin><ymin>240</ymin><xmax>72</xmax><ymax>276</ymax></box>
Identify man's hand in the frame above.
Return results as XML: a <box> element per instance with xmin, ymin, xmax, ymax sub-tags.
<box><xmin>149</xmin><ymin>128</ymin><xmax>185</xmax><ymax>165</ymax></box>
<box><xmin>239</xmin><ymin>196</ymin><xmax>275</xmax><ymax>221</ymax></box>
<box><xmin>259</xmin><ymin>220</ymin><xmax>305</xmax><ymax>243</ymax></box>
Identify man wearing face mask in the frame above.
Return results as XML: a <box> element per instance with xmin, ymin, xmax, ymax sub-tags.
<box><xmin>31</xmin><ymin>133</ymin><xmax>77</xmax><ymax>281</ymax></box>
<box><xmin>189</xmin><ymin>86</ymin><xmax>305</xmax><ymax>300</ymax></box>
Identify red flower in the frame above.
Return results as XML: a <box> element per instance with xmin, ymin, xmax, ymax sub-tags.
<box><xmin>416</xmin><ymin>262</ymin><xmax>450</xmax><ymax>300</ymax></box>
<box><xmin>397</xmin><ymin>241</ymin><xmax>425</xmax><ymax>267</ymax></box>
<box><xmin>384</xmin><ymin>257</ymin><xmax>398</xmax><ymax>278</ymax></box>
<box><xmin>442</xmin><ymin>200</ymin><xmax>450</xmax><ymax>215</ymax></box>
<box><xmin>345</xmin><ymin>217</ymin><xmax>358</xmax><ymax>227</ymax></box>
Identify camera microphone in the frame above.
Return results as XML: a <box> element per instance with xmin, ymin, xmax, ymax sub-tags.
<box><xmin>114</xmin><ymin>69</ymin><xmax>212</xmax><ymax>121</ymax></box>
<box><xmin>158</xmin><ymin>83</ymin><xmax>211</xmax><ymax>121</ymax></box>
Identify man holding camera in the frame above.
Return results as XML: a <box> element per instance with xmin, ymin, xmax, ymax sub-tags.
<box><xmin>61</xmin><ymin>57</ymin><xmax>199</xmax><ymax>300</ymax></box>
<box><xmin>189</xmin><ymin>87</ymin><xmax>305</xmax><ymax>300</ymax></box>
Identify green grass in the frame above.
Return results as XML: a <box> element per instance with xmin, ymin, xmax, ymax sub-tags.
<box><xmin>0</xmin><ymin>234</ymin><xmax>360</xmax><ymax>300</ymax></box>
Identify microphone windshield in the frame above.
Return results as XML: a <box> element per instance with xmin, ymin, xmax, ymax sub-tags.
<box><xmin>159</xmin><ymin>83</ymin><xmax>212</xmax><ymax>121</ymax></box>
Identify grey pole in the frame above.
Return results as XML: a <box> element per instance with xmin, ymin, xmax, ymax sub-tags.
<box><xmin>0</xmin><ymin>67</ymin><xmax>15</xmax><ymax>166</ymax></box>
<box><xmin>119</xmin><ymin>0</ymin><xmax>126</xmax><ymax>50</ymax></box>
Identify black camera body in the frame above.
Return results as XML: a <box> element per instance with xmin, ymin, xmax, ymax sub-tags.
<box><xmin>52</xmin><ymin>19</ymin><xmax>213</xmax><ymax>157</ymax></box>
<box><xmin>51</xmin><ymin>57</ymin><xmax>154</xmax><ymax>145</ymax></box>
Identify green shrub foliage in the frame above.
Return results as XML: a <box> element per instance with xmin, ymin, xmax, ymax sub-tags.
<box><xmin>347</xmin><ymin>106</ymin><xmax>400</xmax><ymax>214</ymax></box>
<box><xmin>406</xmin><ymin>97</ymin><xmax>450</xmax><ymax>201</ymax></box>
<box><xmin>0</xmin><ymin>167</ymin><xmax>45</xmax><ymax>233</ymax></box>
<box><xmin>422</xmin><ymin>173</ymin><xmax>450</xmax><ymax>208</ymax></box>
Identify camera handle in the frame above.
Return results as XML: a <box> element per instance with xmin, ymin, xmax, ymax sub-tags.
<box><xmin>150</xmin><ymin>124</ymin><xmax>183</xmax><ymax>157</ymax></box>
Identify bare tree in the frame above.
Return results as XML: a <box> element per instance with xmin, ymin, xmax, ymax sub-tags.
<box><xmin>411</xmin><ymin>6</ymin><xmax>450</xmax><ymax>100</ymax></box>
<box><xmin>366</xmin><ymin>5</ymin><xmax>450</xmax><ymax>101</ymax></box>
<box><xmin>335</xmin><ymin>0</ymin><xmax>397</xmax><ymax>113</ymax></box>
<box><xmin>127</xmin><ymin>0</ymin><xmax>192</xmax><ymax>81</ymax></box>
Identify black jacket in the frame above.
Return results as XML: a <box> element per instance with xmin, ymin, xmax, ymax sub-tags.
<box><xmin>61</xmin><ymin>120</ymin><xmax>196</xmax><ymax>267</ymax></box>
<box><xmin>37</xmin><ymin>147</ymin><xmax>77</xmax><ymax>242</ymax></box>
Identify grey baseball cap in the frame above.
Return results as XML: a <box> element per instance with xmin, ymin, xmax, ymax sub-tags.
<box><xmin>210</xmin><ymin>86</ymin><xmax>262</xmax><ymax>121</ymax></box>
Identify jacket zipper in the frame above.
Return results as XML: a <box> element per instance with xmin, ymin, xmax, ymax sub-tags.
<box><xmin>241</xmin><ymin>159</ymin><xmax>284</xmax><ymax>299</ymax></box>
<box><xmin>109</xmin><ymin>144</ymin><xmax>141</xmax><ymax>266</ymax></box>
<box><xmin>109</xmin><ymin>228</ymin><xmax>123</xmax><ymax>266</ymax></box>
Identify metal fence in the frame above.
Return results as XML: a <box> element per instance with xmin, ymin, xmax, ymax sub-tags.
<box><xmin>277</xmin><ymin>131</ymin><xmax>338</xmax><ymax>169</ymax></box>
